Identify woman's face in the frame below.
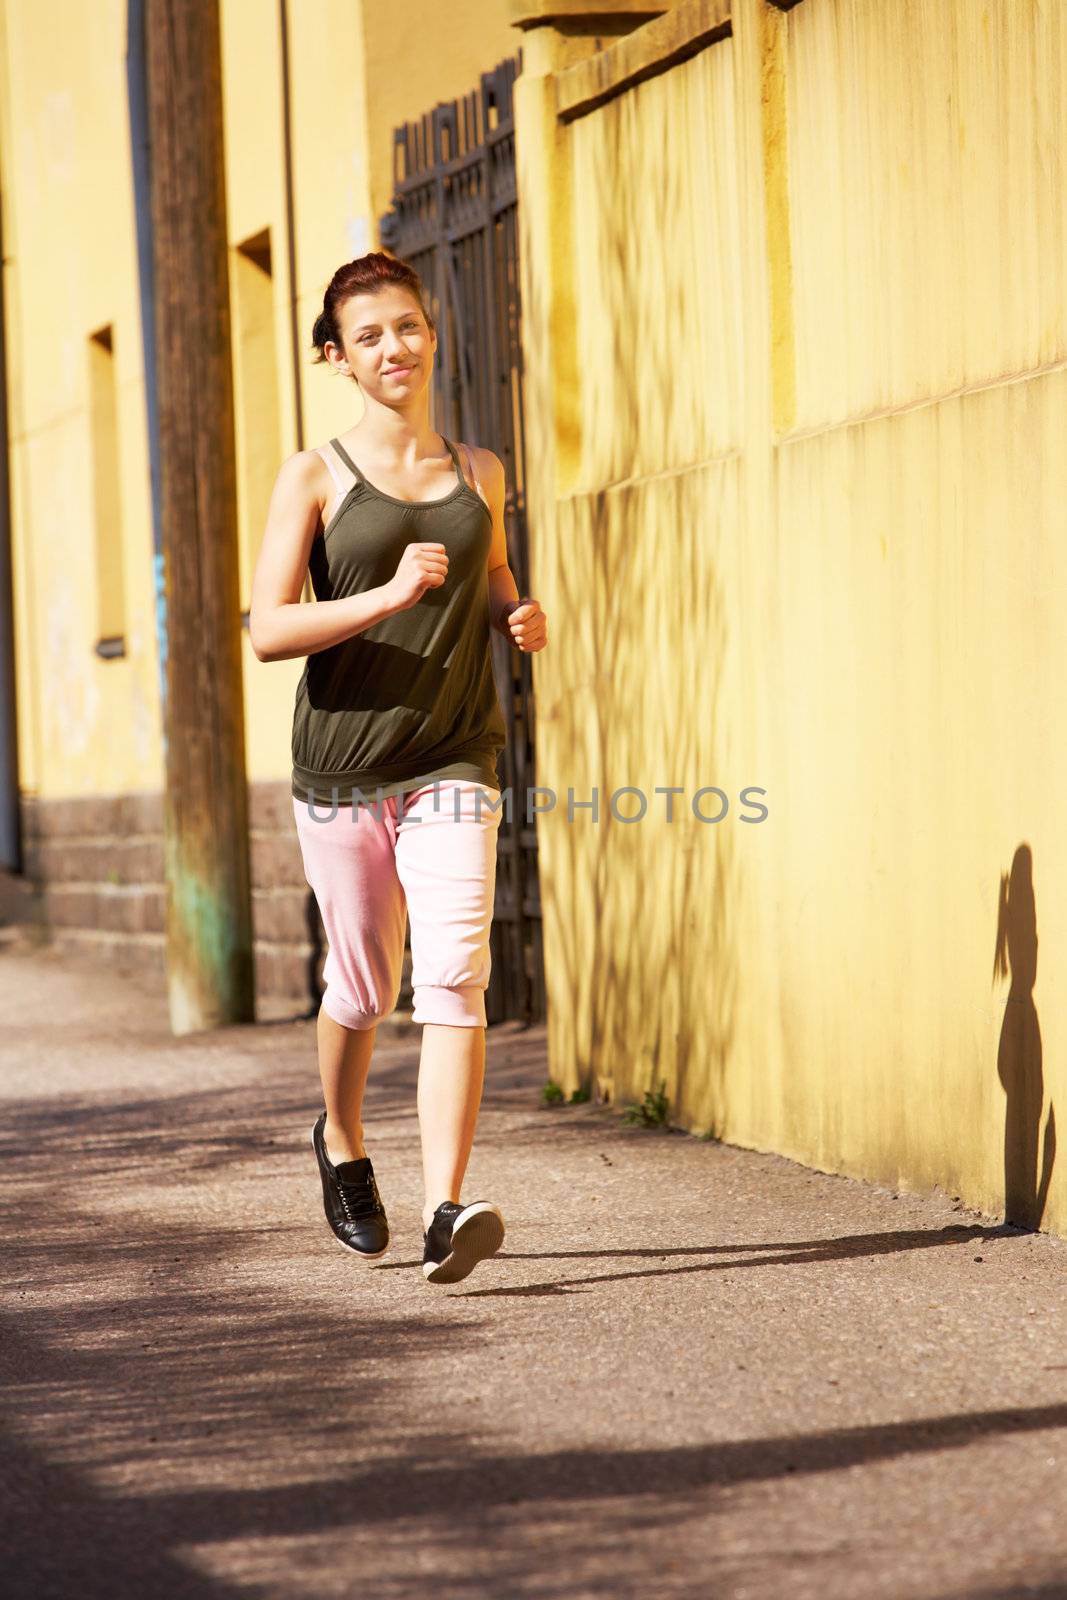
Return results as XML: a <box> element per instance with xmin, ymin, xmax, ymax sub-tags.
<box><xmin>329</xmin><ymin>286</ymin><xmax>437</xmax><ymax>400</ymax></box>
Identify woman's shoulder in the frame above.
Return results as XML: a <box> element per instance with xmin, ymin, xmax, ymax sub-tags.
<box><xmin>272</xmin><ymin>447</ymin><xmax>338</xmax><ymax>525</ymax></box>
<box><xmin>455</xmin><ymin>442</ymin><xmax>504</xmax><ymax>494</ymax></box>
<box><xmin>456</xmin><ymin>441</ymin><xmax>502</xmax><ymax>473</ymax></box>
<box><xmin>276</xmin><ymin>444</ymin><xmax>335</xmax><ymax>483</ymax></box>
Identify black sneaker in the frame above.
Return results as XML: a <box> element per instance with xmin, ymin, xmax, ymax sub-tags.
<box><xmin>311</xmin><ymin>1112</ymin><xmax>390</xmax><ymax>1261</ymax></box>
<box><xmin>422</xmin><ymin>1199</ymin><xmax>506</xmax><ymax>1284</ymax></box>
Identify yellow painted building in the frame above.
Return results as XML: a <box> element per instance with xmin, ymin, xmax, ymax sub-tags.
<box><xmin>1</xmin><ymin>0</ymin><xmax>1063</xmax><ymax>1235</ymax></box>
<box><xmin>0</xmin><ymin>0</ymin><xmax>523</xmax><ymax>1001</ymax></box>
<box><xmin>0</xmin><ymin>0</ymin><xmax>520</xmax><ymax>801</ymax></box>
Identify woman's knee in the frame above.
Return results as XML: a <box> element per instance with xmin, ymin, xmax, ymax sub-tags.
<box><xmin>320</xmin><ymin>983</ymin><xmax>400</xmax><ymax>1031</ymax></box>
<box><xmin>320</xmin><ymin>939</ymin><xmax>404</xmax><ymax>1030</ymax></box>
<box><xmin>411</xmin><ymin>982</ymin><xmax>487</xmax><ymax>1028</ymax></box>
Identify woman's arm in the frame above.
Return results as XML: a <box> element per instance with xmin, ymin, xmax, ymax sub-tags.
<box><xmin>248</xmin><ymin>452</ymin><xmax>404</xmax><ymax>663</ymax></box>
<box><xmin>476</xmin><ymin>449</ymin><xmax>549</xmax><ymax>654</ymax></box>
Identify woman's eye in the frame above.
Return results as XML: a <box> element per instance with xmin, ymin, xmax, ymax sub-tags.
<box><xmin>361</xmin><ymin>324</ymin><xmax>416</xmax><ymax>343</ymax></box>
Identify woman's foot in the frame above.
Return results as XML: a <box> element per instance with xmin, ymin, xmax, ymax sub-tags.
<box><xmin>311</xmin><ymin>1113</ymin><xmax>389</xmax><ymax>1261</ymax></box>
<box><xmin>422</xmin><ymin>1199</ymin><xmax>505</xmax><ymax>1284</ymax></box>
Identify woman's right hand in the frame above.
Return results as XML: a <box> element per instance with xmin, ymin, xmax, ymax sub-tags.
<box><xmin>387</xmin><ymin>542</ymin><xmax>449</xmax><ymax>610</ymax></box>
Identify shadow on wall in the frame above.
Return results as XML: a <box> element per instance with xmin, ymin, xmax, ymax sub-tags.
<box><xmin>994</xmin><ymin>843</ymin><xmax>1055</xmax><ymax>1229</ymax></box>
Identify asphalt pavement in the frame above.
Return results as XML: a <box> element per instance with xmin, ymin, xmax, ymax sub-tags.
<box><xmin>2</xmin><ymin>937</ymin><xmax>1067</xmax><ymax>1600</ymax></box>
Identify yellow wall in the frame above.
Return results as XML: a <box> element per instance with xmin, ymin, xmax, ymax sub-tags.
<box><xmin>0</xmin><ymin>0</ymin><xmax>160</xmax><ymax>799</ymax></box>
<box><xmin>0</xmin><ymin>0</ymin><xmax>520</xmax><ymax>801</ymax></box>
<box><xmin>516</xmin><ymin>0</ymin><xmax>1067</xmax><ymax>1233</ymax></box>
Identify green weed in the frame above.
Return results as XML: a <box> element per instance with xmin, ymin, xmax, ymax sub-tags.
<box><xmin>621</xmin><ymin>1078</ymin><xmax>670</xmax><ymax>1128</ymax></box>
<box><xmin>541</xmin><ymin>1078</ymin><xmax>593</xmax><ymax>1106</ymax></box>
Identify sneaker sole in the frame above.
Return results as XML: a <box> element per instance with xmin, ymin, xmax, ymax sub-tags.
<box><xmin>310</xmin><ymin>1121</ymin><xmax>391</xmax><ymax>1263</ymax></box>
<box><xmin>333</xmin><ymin>1233</ymin><xmax>390</xmax><ymax>1262</ymax></box>
<box><xmin>423</xmin><ymin>1202</ymin><xmax>506</xmax><ymax>1284</ymax></box>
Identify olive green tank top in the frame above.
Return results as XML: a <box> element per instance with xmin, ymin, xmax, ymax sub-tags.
<box><xmin>291</xmin><ymin>435</ymin><xmax>507</xmax><ymax>807</ymax></box>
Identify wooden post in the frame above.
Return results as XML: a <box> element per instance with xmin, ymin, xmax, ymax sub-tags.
<box><xmin>145</xmin><ymin>0</ymin><xmax>254</xmax><ymax>1032</ymax></box>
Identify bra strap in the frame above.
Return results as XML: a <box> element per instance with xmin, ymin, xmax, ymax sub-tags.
<box><xmin>460</xmin><ymin>441</ymin><xmax>484</xmax><ymax>503</ymax></box>
<box><xmin>317</xmin><ymin>445</ymin><xmax>345</xmax><ymax>496</ymax></box>
<box><xmin>329</xmin><ymin>437</ymin><xmax>365</xmax><ymax>484</ymax></box>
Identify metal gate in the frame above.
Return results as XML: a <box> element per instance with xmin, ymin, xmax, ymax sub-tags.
<box><xmin>378</xmin><ymin>54</ymin><xmax>544</xmax><ymax>1027</ymax></box>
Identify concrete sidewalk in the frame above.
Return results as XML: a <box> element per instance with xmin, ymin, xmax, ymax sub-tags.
<box><xmin>2</xmin><ymin>939</ymin><xmax>1067</xmax><ymax>1600</ymax></box>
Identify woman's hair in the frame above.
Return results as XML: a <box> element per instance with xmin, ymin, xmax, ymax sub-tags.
<box><xmin>310</xmin><ymin>252</ymin><xmax>435</xmax><ymax>368</ymax></box>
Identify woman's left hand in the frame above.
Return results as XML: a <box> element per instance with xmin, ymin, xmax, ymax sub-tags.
<box><xmin>505</xmin><ymin>598</ymin><xmax>548</xmax><ymax>653</ymax></box>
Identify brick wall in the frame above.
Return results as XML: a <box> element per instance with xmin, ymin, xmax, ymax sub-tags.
<box><xmin>13</xmin><ymin>780</ymin><xmax>415</xmax><ymax>1022</ymax></box>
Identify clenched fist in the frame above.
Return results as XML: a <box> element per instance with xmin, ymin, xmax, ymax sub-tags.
<box><xmin>387</xmin><ymin>542</ymin><xmax>449</xmax><ymax>610</ymax></box>
<box><xmin>503</xmin><ymin>598</ymin><xmax>548</xmax><ymax>653</ymax></box>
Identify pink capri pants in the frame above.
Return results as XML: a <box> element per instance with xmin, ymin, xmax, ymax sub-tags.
<box><xmin>292</xmin><ymin>780</ymin><xmax>503</xmax><ymax>1030</ymax></box>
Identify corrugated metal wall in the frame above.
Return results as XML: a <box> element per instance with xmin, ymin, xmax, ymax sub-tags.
<box><xmin>517</xmin><ymin>0</ymin><xmax>1067</xmax><ymax>1232</ymax></box>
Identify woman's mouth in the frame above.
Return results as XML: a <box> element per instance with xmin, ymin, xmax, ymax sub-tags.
<box><xmin>384</xmin><ymin>365</ymin><xmax>414</xmax><ymax>376</ymax></box>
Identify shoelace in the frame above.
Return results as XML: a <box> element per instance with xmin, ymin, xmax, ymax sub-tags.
<box><xmin>336</xmin><ymin>1170</ymin><xmax>383</xmax><ymax>1223</ymax></box>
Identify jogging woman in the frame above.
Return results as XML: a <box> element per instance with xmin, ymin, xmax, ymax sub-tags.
<box><xmin>249</xmin><ymin>252</ymin><xmax>548</xmax><ymax>1284</ymax></box>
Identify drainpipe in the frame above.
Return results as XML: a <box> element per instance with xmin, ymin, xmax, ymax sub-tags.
<box><xmin>0</xmin><ymin>136</ymin><xmax>20</xmax><ymax>873</ymax></box>
<box><xmin>125</xmin><ymin>0</ymin><xmax>168</xmax><ymax>744</ymax></box>
<box><xmin>279</xmin><ymin>0</ymin><xmax>303</xmax><ymax>453</ymax></box>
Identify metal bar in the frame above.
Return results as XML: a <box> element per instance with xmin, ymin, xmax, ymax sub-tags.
<box><xmin>379</xmin><ymin>56</ymin><xmax>542</xmax><ymax>1024</ymax></box>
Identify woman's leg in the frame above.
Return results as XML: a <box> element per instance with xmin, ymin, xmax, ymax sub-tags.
<box><xmin>292</xmin><ymin>795</ymin><xmax>407</xmax><ymax>1162</ymax></box>
<box><xmin>416</xmin><ymin>1023</ymin><xmax>486</xmax><ymax>1229</ymax></box>
<box><xmin>317</xmin><ymin>1010</ymin><xmax>377</xmax><ymax>1162</ymax></box>
<box><xmin>394</xmin><ymin>782</ymin><xmax>503</xmax><ymax>1229</ymax></box>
